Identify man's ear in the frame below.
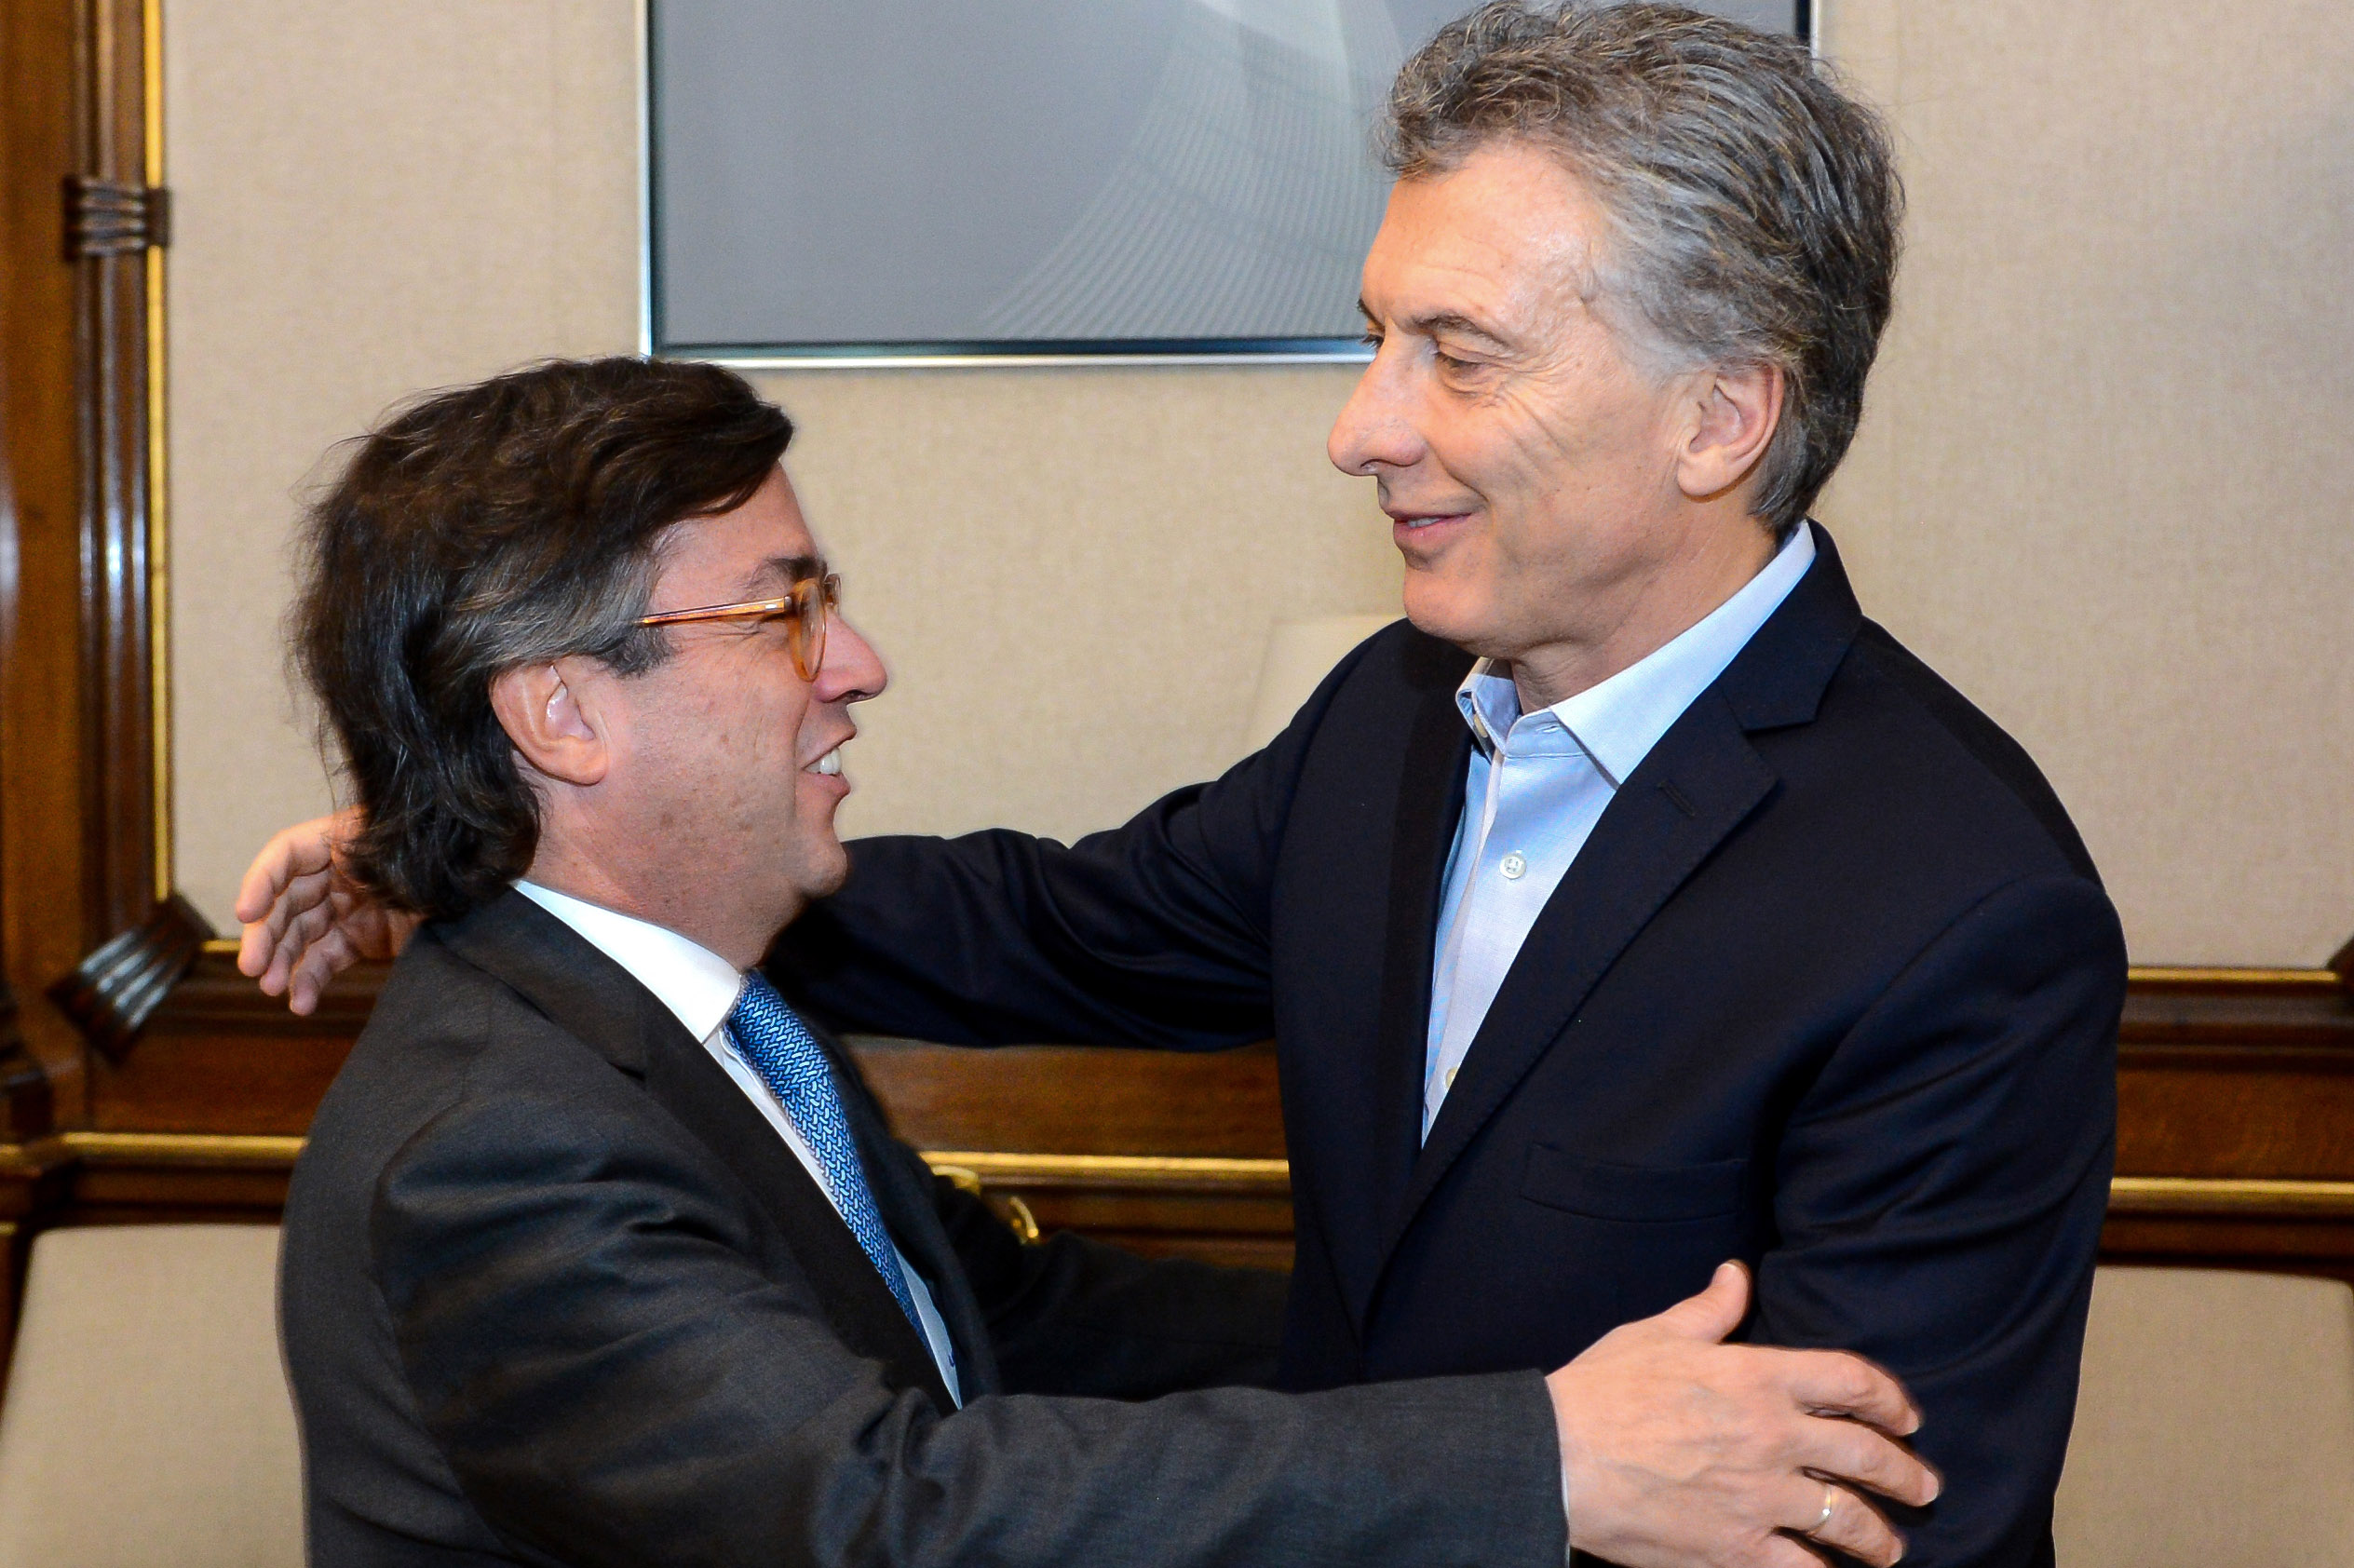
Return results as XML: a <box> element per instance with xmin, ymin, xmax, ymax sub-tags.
<box><xmin>1675</xmin><ymin>362</ymin><xmax>1785</xmax><ymax>504</ymax></box>
<box><xmin>488</xmin><ymin>657</ymin><xmax>610</xmax><ymax>788</ymax></box>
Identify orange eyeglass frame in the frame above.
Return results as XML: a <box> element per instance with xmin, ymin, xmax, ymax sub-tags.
<box><xmin>636</xmin><ymin>570</ymin><xmax>842</xmax><ymax>681</ymax></box>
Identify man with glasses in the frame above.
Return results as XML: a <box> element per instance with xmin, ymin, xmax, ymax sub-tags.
<box><xmin>273</xmin><ymin>354</ymin><xmax>1933</xmax><ymax>1567</ymax></box>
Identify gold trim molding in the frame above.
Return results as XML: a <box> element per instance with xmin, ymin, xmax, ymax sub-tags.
<box><xmin>0</xmin><ymin>1130</ymin><xmax>307</xmax><ymax>1170</ymax></box>
<box><xmin>919</xmin><ymin>1151</ymin><xmax>1292</xmax><ymax>1193</ymax></box>
<box><xmin>64</xmin><ymin>1129</ymin><xmax>305</xmax><ymax>1165</ymax></box>
<box><xmin>4</xmin><ymin>1137</ymin><xmax>2351</xmax><ymax>1221</ymax></box>
<box><xmin>2107</xmin><ymin>1176</ymin><xmax>2354</xmax><ymax>1217</ymax></box>
<box><xmin>2127</xmin><ymin>966</ymin><xmax>2344</xmax><ymax>991</ymax></box>
<box><xmin>145</xmin><ymin>0</ymin><xmax>172</xmax><ymax>906</ymax></box>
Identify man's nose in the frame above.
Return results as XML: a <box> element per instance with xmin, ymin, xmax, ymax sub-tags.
<box><xmin>815</xmin><ymin>616</ymin><xmax>888</xmax><ymax>704</ymax></box>
<box><xmin>1327</xmin><ymin>349</ymin><xmax>1421</xmax><ymax>477</ymax></box>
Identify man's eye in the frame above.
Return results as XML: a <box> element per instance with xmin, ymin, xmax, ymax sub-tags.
<box><xmin>1435</xmin><ymin>349</ymin><xmax>1478</xmax><ymax>372</ymax></box>
<box><xmin>1360</xmin><ymin>329</ymin><xmax>1384</xmax><ymax>348</ymax></box>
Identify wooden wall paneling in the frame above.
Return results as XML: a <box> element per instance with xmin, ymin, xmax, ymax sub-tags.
<box><xmin>853</xmin><ymin>1037</ymin><xmax>1287</xmax><ymax>1157</ymax></box>
<box><xmin>69</xmin><ymin>953</ymin><xmax>1304</xmax><ymax>1267</ymax></box>
<box><xmin>2103</xmin><ymin>967</ymin><xmax>2354</xmax><ymax>1282</ymax></box>
<box><xmin>82</xmin><ymin>953</ymin><xmax>373</xmax><ymax>1134</ymax></box>
<box><xmin>49</xmin><ymin>0</ymin><xmax>210</xmax><ymax>1064</ymax></box>
<box><xmin>70</xmin><ymin>0</ymin><xmax>163</xmax><ymax>952</ymax></box>
<box><xmin>24</xmin><ymin>952</ymin><xmax>2354</xmax><ymax>1285</ymax></box>
<box><xmin>0</xmin><ymin>0</ymin><xmax>201</xmax><ymax>1357</ymax></box>
<box><xmin>1</xmin><ymin>0</ymin><xmax>93</xmax><ymax>1129</ymax></box>
<box><xmin>3</xmin><ymin>0</ymin><xmax>191</xmax><ymax>1140</ymax></box>
<box><xmin>857</xmin><ymin>1039</ymin><xmax>1292</xmax><ymax>1268</ymax></box>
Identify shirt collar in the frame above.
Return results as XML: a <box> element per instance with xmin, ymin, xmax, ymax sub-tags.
<box><xmin>513</xmin><ymin>881</ymin><xmax>745</xmax><ymax>1043</ymax></box>
<box><xmin>1454</xmin><ymin>520</ymin><xmax>1819</xmax><ymax>786</ymax></box>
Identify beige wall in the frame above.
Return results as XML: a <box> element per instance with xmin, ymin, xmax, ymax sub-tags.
<box><xmin>1816</xmin><ymin>0</ymin><xmax>2354</xmax><ymax>965</ymax></box>
<box><xmin>163</xmin><ymin>0</ymin><xmax>1399</xmax><ymax>933</ymax></box>
<box><xmin>166</xmin><ymin>0</ymin><xmax>642</xmax><ymax>924</ymax></box>
<box><xmin>167</xmin><ymin>0</ymin><xmax>2351</xmax><ymax>964</ymax></box>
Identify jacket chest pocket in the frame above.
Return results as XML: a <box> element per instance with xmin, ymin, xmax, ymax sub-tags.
<box><xmin>1521</xmin><ymin>1142</ymin><xmax>1750</xmax><ymax>1222</ymax></box>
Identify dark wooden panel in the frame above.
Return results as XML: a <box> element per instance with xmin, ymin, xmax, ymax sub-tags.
<box><xmin>70</xmin><ymin>0</ymin><xmax>162</xmax><ymax>953</ymax></box>
<box><xmin>83</xmin><ymin>1031</ymin><xmax>351</xmax><ymax>1133</ymax></box>
<box><xmin>990</xmin><ymin>1189</ymin><xmax>1294</xmax><ymax>1271</ymax></box>
<box><xmin>93</xmin><ymin>953</ymin><xmax>368</xmax><ymax>1130</ymax></box>
<box><xmin>7</xmin><ymin>965</ymin><xmax>2354</xmax><ymax>1297</ymax></box>
<box><xmin>2113</xmin><ymin>975</ymin><xmax>2354</xmax><ymax>1181</ymax></box>
<box><xmin>2118</xmin><ymin>975</ymin><xmax>2354</xmax><ymax>1052</ymax></box>
<box><xmin>93</xmin><ymin>963</ymin><xmax>361</xmax><ymax>1132</ymax></box>
<box><xmin>62</xmin><ymin>1162</ymin><xmax>291</xmax><ymax>1215</ymax></box>
<box><xmin>1</xmin><ymin>0</ymin><xmax>101</xmax><ymax>1120</ymax></box>
<box><xmin>2103</xmin><ymin>972</ymin><xmax>2354</xmax><ymax>1281</ymax></box>
<box><xmin>852</xmin><ymin>1037</ymin><xmax>1286</xmax><ymax>1158</ymax></box>
<box><xmin>2102</xmin><ymin>1215</ymin><xmax>2354</xmax><ymax>1269</ymax></box>
<box><xmin>2116</xmin><ymin>1064</ymin><xmax>2354</xmax><ymax>1178</ymax></box>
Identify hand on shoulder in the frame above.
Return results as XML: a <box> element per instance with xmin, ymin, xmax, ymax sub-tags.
<box><xmin>236</xmin><ymin>807</ymin><xmax>416</xmax><ymax>1014</ymax></box>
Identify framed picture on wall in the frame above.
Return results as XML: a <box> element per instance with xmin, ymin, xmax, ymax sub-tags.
<box><xmin>643</xmin><ymin>0</ymin><xmax>1810</xmax><ymax>366</ymax></box>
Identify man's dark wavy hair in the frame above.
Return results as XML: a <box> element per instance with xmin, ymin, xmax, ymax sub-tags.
<box><xmin>294</xmin><ymin>356</ymin><xmax>793</xmax><ymax>921</ymax></box>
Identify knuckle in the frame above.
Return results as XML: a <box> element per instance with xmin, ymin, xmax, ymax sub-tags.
<box><xmin>1828</xmin><ymin>1496</ymin><xmax>1901</xmax><ymax>1563</ymax></box>
<box><xmin>1763</xmin><ymin>1534</ymin><xmax>1827</xmax><ymax>1568</ymax></box>
<box><xmin>1833</xmin><ymin>1358</ymin><xmax>1879</xmax><ymax>1407</ymax></box>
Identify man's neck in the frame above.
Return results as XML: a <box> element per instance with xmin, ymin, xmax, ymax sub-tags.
<box><xmin>1508</xmin><ymin>517</ymin><xmax>1781</xmax><ymax>711</ymax></box>
<box><xmin>522</xmin><ymin>844</ymin><xmax>787</xmax><ymax>971</ymax></box>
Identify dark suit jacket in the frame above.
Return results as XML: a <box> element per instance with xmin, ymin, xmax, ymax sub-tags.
<box><xmin>280</xmin><ymin>889</ymin><xmax>1566</xmax><ymax>1567</ymax></box>
<box><xmin>773</xmin><ymin>530</ymin><xmax>2127</xmax><ymax>1568</ymax></box>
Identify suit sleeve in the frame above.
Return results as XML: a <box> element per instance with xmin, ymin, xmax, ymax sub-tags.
<box><xmin>374</xmin><ymin>1082</ymin><xmax>1562</xmax><ymax>1568</ymax></box>
<box><xmin>1752</xmin><ymin>871</ymin><xmax>2124</xmax><ymax>1568</ymax></box>
<box><xmin>931</xmin><ymin>1171</ymin><xmax>1290</xmax><ymax>1397</ymax></box>
<box><xmin>767</xmin><ymin>635</ymin><xmax>1374</xmax><ymax>1052</ymax></box>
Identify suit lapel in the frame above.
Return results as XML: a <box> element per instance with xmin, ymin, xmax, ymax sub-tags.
<box><xmin>1351</xmin><ymin>679</ymin><xmax>1472</xmax><ymax>1327</ymax></box>
<box><xmin>439</xmin><ymin>890</ymin><xmax>956</xmax><ymax>1413</ymax></box>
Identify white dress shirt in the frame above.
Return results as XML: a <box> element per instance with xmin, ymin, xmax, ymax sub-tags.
<box><xmin>1423</xmin><ymin>522</ymin><xmax>1819</xmax><ymax>1137</ymax></box>
<box><xmin>514</xmin><ymin>881</ymin><xmax>961</xmax><ymax>1403</ymax></box>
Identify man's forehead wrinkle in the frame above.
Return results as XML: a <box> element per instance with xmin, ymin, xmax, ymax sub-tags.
<box><xmin>1374</xmin><ymin>235</ymin><xmax>1597</xmax><ymax>358</ymax></box>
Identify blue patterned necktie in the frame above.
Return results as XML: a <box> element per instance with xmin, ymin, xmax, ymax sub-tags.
<box><xmin>725</xmin><ymin>972</ymin><xmax>924</xmax><ymax>1334</ymax></box>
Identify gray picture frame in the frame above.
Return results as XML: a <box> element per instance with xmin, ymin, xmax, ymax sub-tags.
<box><xmin>641</xmin><ymin>0</ymin><xmax>1811</xmax><ymax>368</ymax></box>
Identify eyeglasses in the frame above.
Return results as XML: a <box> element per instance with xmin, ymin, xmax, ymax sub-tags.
<box><xmin>637</xmin><ymin>568</ymin><xmax>842</xmax><ymax>681</ymax></box>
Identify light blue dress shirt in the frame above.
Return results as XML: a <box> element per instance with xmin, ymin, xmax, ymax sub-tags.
<box><xmin>1422</xmin><ymin>522</ymin><xmax>1820</xmax><ymax>1138</ymax></box>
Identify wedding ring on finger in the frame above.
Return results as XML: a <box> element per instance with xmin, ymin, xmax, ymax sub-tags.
<box><xmin>1807</xmin><ymin>1482</ymin><xmax>1838</xmax><ymax>1538</ymax></box>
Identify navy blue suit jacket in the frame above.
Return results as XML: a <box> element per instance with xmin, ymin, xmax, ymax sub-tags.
<box><xmin>773</xmin><ymin>530</ymin><xmax>2125</xmax><ymax>1566</ymax></box>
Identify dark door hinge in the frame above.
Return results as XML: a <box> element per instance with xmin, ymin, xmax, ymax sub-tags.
<box><xmin>63</xmin><ymin>177</ymin><xmax>171</xmax><ymax>259</ymax></box>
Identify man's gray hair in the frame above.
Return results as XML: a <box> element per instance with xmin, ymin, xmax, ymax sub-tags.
<box><xmin>1385</xmin><ymin>1</ymin><xmax>1902</xmax><ymax>536</ymax></box>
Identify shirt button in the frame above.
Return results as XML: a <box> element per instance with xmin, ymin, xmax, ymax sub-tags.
<box><xmin>1499</xmin><ymin>851</ymin><xmax>1528</xmax><ymax>880</ymax></box>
